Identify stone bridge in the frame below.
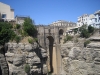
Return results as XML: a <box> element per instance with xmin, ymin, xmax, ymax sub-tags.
<box><xmin>37</xmin><ymin>25</ymin><xmax>78</xmax><ymax>75</ymax></box>
<box><xmin>0</xmin><ymin>25</ymin><xmax>78</xmax><ymax>75</ymax></box>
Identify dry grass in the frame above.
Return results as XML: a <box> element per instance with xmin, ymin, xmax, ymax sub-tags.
<box><xmin>20</xmin><ymin>36</ymin><xmax>34</xmax><ymax>44</ymax></box>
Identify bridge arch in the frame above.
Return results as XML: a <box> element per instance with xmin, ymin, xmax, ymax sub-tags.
<box><xmin>59</xmin><ymin>29</ymin><xmax>64</xmax><ymax>35</ymax></box>
<box><xmin>47</xmin><ymin>36</ymin><xmax>54</xmax><ymax>73</ymax></box>
<box><xmin>59</xmin><ymin>29</ymin><xmax>64</xmax><ymax>44</ymax></box>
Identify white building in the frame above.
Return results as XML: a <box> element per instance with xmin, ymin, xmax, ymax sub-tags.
<box><xmin>77</xmin><ymin>10</ymin><xmax>100</xmax><ymax>28</ymax></box>
<box><xmin>15</xmin><ymin>15</ymin><xmax>29</xmax><ymax>25</ymax></box>
<box><xmin>77</xmin><ymin>14</ymin><xmax>89</xmax><ymax>27</ymax></box>
<box><xmin>49</xmin><ymin>20</ymin><xmax>76</xmax><ymax>27</ymax></box>
<box><xmin>0</xmin><ymin>2</ymin><xmax>14</xmax><ymax>21</ymax></box>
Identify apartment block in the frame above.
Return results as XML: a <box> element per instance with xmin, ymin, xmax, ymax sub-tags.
<box><xmin>0</xmin><ymin>2</ymin><xmax>14</xmax><ymax>21</ymax></box>
<box><xmin>77</xmin><ymin>10</ymin><xmax>100</xmax><ymax>28</ymax></box>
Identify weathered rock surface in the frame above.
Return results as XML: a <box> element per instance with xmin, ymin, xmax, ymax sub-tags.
<box><xmin>5</xmin><ymin>42</ymin><xmax>47</xmax><ymax>75</ymax></box>
<box><xmin>61</xmin><ymin>41</ymin><xmax>100</xmax><ymax>75</ymax></box>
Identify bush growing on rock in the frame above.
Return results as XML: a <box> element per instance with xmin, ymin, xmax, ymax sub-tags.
<box><xmin>64</xmin><ymin>35</ymin><xmax>73</xmax><ymax>43</ymax></box>
<box><xmin>16</xmin><ymin>24</ymin><xmax>21</xmax><ymax>29</ymax></box>
<box><xmin>34</xmin><ymin>38</ymin><xmax>38</xmax><ymax>42</ymax></box>
<box><xmin>84</xmin><ymin>40</ymin><xmax>90</xmax><ymax>47</ymax></box>
<box><xmin>79</xmin><ymin>24</ymin><xmax>94</xmax><ymax>38</ymax></box>
<box><xmin>88</xmin><ymin>25</ymin><xmax>94</xmax><ymax>33</ymax></box>
<box><xmin>24</xmin><ymin>64</ymin><xmax>30</xmax><ymax>74</ymax></box>
<box><xmin>14</xmin><ymin>36</ymin><xmax>21</xmax><ymax>43</ymax></box>
<box><xmin>28</xmin><ymin>38</ymin><xmax>34</xmax><ymax>44</ymax></box>
<box><xmin>0</xmin><ymin>22</ymin><xmax>16</xmax><ymax>45</ymax></box>
<box><xmin>23</xmin><ymin>18</ymin><xmax>37</xmax><ymax>37</ymax></box>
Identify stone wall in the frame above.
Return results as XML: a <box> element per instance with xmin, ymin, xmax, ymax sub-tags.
<box><xmin>5</xmin><ymin>42</ymin><xmax>48</xmax><ymax>75</ymax></box>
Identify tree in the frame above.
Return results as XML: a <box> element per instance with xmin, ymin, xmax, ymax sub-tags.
<box><xmin>0</xmin><ymin>22</ymin><xmax>16</xmax><ymax>45</ymax></box>
<box><xmin>88</xmin><ymin>25</ymin><xmax>94</xmax><ymax>33</ymax></box>
<box><xmin>79</xmin><ymin>24</ymin><xmax>90</xmax><ymax>38</ymax></box>
<box><xmin>23</xmin><ymin>18</ymin><xmax>37</xmax><ymax>37</ymax></box>
<box><xmin>80</xmin><ymin>28</ymin><xmax>90</xmax><ymax>38</ymax></box>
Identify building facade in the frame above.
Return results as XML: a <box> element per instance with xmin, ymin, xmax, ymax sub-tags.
<box><xmin>77</xmin><ymin>10</ymin><xmax>100</xmax><ymax>28</ymax></box>
<box><xmin>49</xmin><ymin>20</ymin><xmax>77</xmax><ymax>27</ymax></box>
<box><xmin>15</xmin><ymin>16</ymin><xmax>29</xmax><ymax>25</ymax></box>
<box><xmin>0</xmin><ymin>2</ymin><xmax>14</xmax><ymax>21</ymax></box>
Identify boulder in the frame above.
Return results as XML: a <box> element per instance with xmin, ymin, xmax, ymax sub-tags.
<box><xmin>43</xmin><ymin>64</ymin><xmax>47</xmax><ymax>74</ymax></box>
<box><xmin>18</xmin><ymin>43</ymin><xmax>25</xmax><ymax>50</ymax></box>
<box><xmin>12</xmin><ymin>43</ymin><xmax>18</xmax><ymax>48</ymax></box>
<box><xmin>40</xmin><ymin>48</ymin><xmax>47</xmax><ymax>58</ymax></box>
<box><xmin>61</xmin><ymin>48</ymin><xmax>69</xmax><ymax>57</ymax></box>
<box><xmin>68</xmin><ymin>47</ymin><xmax>81</xmax><ymax>59</ymax></box>
<box><xmin>25</xmin><ymin>44</ymin><xmax>33</xmax><ymax>52</ymax></box>
<box><xmin>30</xmin><ymin>57</ymin><xmax>41</xmax><ymax>65</ymax></box>
<box><xmin>5</xmin><ymin>52</ymin><xmax>14</xmax><ymax>63</ymax></box>
<box><xmin>13</xmin><ymin>55</ymin><xmax>24</xmax><ymax>66</ymax></box>
<box><xmin>28</xmin><ymin>52</ymin><xmax>35</xmax><ymax>58</ymax></box>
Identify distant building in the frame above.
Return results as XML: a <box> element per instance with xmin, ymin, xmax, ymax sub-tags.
<box><xmin>0</xmin><ymin>2</ymin><xmax>14</xmax><ymax>21</ymax></box>
<box><xmin>15</xmin><ymin>15</ymin><xmax>29</xmax><ymax>25</ymax></box>
<box><xmin>77</xmin><ymin>14</ymin><xmax>89</xmax><ymax>27</ymax></box>
<box><xmin>77</xmin><ymin>10</ymin><xmax>100</xmax><ymax>28</ymax></box>
<box><xmin>49</xmin><ymin>20</ymin><xmax>77</xmax><ymax>27</ymax></box>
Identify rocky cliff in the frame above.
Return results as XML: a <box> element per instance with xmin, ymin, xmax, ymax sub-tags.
<box><xmin>5</xmin><ymin>42</ymin><xmax>48</xmax><ymax>75</ymax></box>
<box><xmin>61</xmin><ymin>40</ymin><xmax>100</xmax><ymax>75</ymax></box>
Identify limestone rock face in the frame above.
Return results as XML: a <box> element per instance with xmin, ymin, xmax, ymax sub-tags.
<box><xmin>5</xmin><ymin>42</ymin><xmax>47</xmax><ymax>75</ymax></box>
<box><xmin>13</xmin><ymin>55</ymin><xmax>24</xmax><ymax>66</ymax></box>
<box><xmin>40</xmin><ymin>48</ymin><xmax>47</xmax><ymax>58</ymax></box>
<box><xmin>5</xmin><ymin>52</ymin><xmax>14</xmax><ymax>63</ymax></box>
<box><xmin>61</xmin><ymin>41</ymin><xmax>100</xmax><ymax>75</ymax></box>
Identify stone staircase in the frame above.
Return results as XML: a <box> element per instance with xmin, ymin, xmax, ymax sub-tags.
<box><xmin>0</xmin><ymin>53</ymin><xmax>9</xmax><ymax>75</ymax></box>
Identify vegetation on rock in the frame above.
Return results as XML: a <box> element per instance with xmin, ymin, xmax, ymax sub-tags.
<box><xmin>64</xmin><ymin>35</ymin><xmax>73</xmax><ymax>43</ymax></box>
<box><xmin>84</xmin><ymin>40</ymin><xmax>90</xmax><ymax>47</ymax></box>
<box><xmin>14</xmin><ymin>35</ymin><xmax>21</xmax><ymax>43</ymax></box>
<box><xmin>79</xmin><ymin>24</ymin><xmax>94</xmax><ymax>38</ymax></box>
<box><xmin>24</xmin><ymin>64</ymin><xmax>30</xmax><ymax>74</ymax></box>
<box><xmin>0</xmin><ymin>22</ymin><xmax>16</xmax><ymax>45</ymax></box>
<box><xmin>23</xmin><ymin>18</ymin><xmax>37</xmax><ymax>37</ymax></box>
<box><xmin>28</xmin><ymin>38</ymin><xmax>34</xmax><ymax>44</ymax></box>
<box><xmin>16</xmin><ymin>24</ymin><xmax>21</xmax><ymax>29</ymax></box>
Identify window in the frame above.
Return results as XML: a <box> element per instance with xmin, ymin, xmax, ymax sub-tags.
<box><xmin>95</xmin><ymin>18</ymin><xmax>97</xmax><ymax>22</ymax></box>
<box><xmin>98</xmin><ymin>14</ymin><xmax>100</xmax><ymax>16</ymax></box>
<box><xmin>2</xmin><ymin>14</ymin><xmax>6</xmax><ymax>18</ymax></box>
<box><xmin>99</xmin><ymin>17</ymin><xmax>100</xmax><ymax>20</ymax></box>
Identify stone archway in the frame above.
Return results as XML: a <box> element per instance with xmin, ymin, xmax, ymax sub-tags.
<box><xmin>59</xmin><ymin>29</ymin><xmax>64</xmax><ymax>44</ymax></box>
<box><xmin>47</xmin><ymin>36</ymin><xmax>57</xmax><ymax>74</ymax></box>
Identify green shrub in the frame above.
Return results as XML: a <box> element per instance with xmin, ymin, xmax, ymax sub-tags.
<box><xmin>21</xmin><ymin>31</ymin><xmax>28</xmax><ymax>37</ymax></box>
<box><xmin>84</xmin><ymin>40</ymin><xmax>90</xmax><ymax>47</ymax></box>
<box><xmin>14</xmin><ymin>36</ymin><xmax>21</xmax><ymax>43</ymax></box>
<box><xmin>74</xmin><ymin>38</ymin><xmax>78</xmax><ymax>43</ymax></box>
<box><xmin>24</xmin><ymin>64</ymin><xmax>30</xmax><ymax>74</ymax></box>
<box><xmin>88</xmin><ymin>25</ymin><xmax>94</xmax><ymax>33</ymax></box>
<box><xmin>64</xmin><ymin>35</ymin><xmax>73</xmax><ymax>43</ymax></box>
<box><xmin>28</xmin><ymin>38</ymin><xmax>34</xmax><ymax>44</ymax></box>
<box><xmin>16</xmin><ymin>24</ymin><xmax>20</xmax><ymax>29</ymax></box>
<box><xmin>34</xmin><ymin>38</ymin><xmax>38</xmax><ymax>42</ymax></box>
<box><xmin>23</xmin><ymin>18</ymin><xmax>37</xmax><ymax>37</ymax></box>
<box><xmin>0</xmin><ymin>22</ymin><xmax>16</xmax><ymax>45</ymax></box>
